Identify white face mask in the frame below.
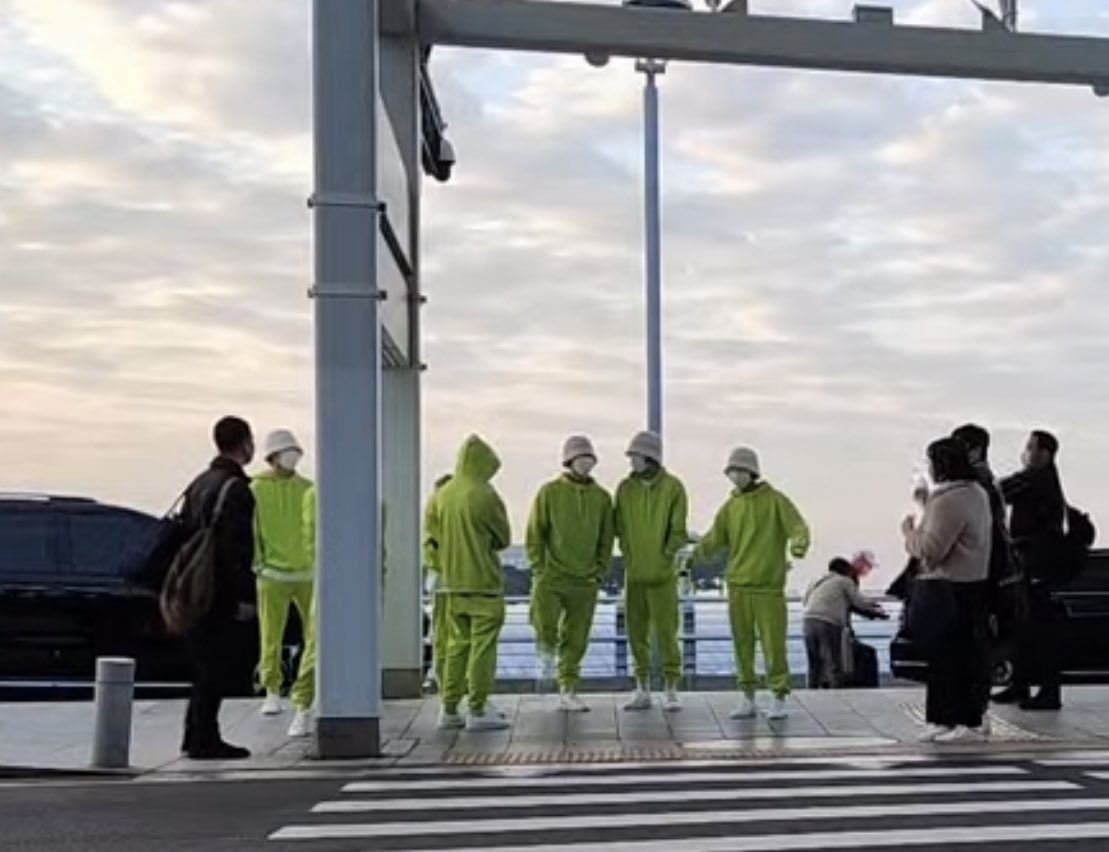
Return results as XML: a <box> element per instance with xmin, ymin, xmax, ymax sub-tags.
<box><xmin>629</xmin><ymin>455</ymin><xmax>649</xmax><ymax>475</ymax></box>
<box><xmin>570</xmin><ymin>457</ymin><xmax>596</xmax><ymax>478</ymax></box>
<box><xmin>728</xmin><ymin>470</ymin><xmax>753</xmax><ymax>491</ymax></box>
<box><xmin>275</xmin><ymin>449</ymin><xmax>302</xmax><ymax>472</ymax></box>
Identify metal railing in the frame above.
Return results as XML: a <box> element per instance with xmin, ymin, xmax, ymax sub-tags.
<box><xmin>425</xmin><ymin>593</ymin><xmax>901</xmax><ymax>692</ymax></box>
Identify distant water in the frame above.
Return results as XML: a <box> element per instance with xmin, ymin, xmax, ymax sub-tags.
<box><xmin>494</xmin><ymin>599</ymin><xmax>901</xmax><ymax>680</ymax></box>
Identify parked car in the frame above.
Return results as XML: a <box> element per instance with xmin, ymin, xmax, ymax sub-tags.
<box><xmin>0</xmin><ymin>494</ymin><xmax>298</xmax><ymax>696</ymax></box>
<box><xmin>890</xmin><ymin>548</ymin><xmax>1109</xmax><ymax>684</ymax></box>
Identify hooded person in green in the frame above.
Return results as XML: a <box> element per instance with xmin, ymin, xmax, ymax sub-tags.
<box><xmin>428</xmin><ymin>435</ymin><xmax>512</xmax><ymax>732</ymax></box>
<box><xmin>689</xmin><ymin>446</ymin><xmax>810</xmax><ymax>721</ymax></box>
<box><xmin>614</xmin><ymin>431</ymin><xmax>689</xmax><ymax>713</ymax></box>
<box><xmin>526</xmin><ymin>436</ymin><xmax>615</xmax><ymax>713</ymax></box>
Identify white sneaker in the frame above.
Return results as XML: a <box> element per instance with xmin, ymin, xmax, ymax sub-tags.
<box><xmin>260</xmin><ymin>693</ymin><xmax>284</xmax><ymax>716</ymax></box>
<box><xmin>287</xmin><ymin>709</ymin><xmax>314</xmax><ymax>738</ymax></box>
<box><xmin>437</xmin><ymin>709</ymin><xmax>465</xmax><ymax>730</ymax></box>
<box><xmin>764</xmin><ymin>696</ymin><xmax>789</xmax><ymax>721</ymax></box>
<box><xmin>917</xmin><ymin>724</ymin><xmax>951</xmax><ymax>743</ymax></box>
<box><xmin>730</xmin><ymin>694</ymin><xmax>758</xmax><ymax>720</ymax></box>
<box><xmin>623</xmin><ymin>684</ymin><xmax>652</xmax><ymax>711</ymax></box>
<box><xmin>974</xmin><ymin>717</ymin><xmax>992</xmax><ymax>738</ymax></box>
<box><xmin>559</xmin><ymin>691</ymin><xmax>589</xmax><ymax>713</ymax></box>
<box><xmin>935</xmin><ymin>725</ymin><xmax>987</xmax><ymax>744</ymax></box>
<box><xmin>663</xmin><ymin>687</ymin><xmax>682</xmax><ymax>713</ymax></box>
<box><xmin>466</xmin><ymin>710</ymin><xmax>511</xmax><ymax>732</ymax></box>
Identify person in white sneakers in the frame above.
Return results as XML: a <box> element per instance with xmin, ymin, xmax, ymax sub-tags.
<box><xmin>526</xmin><ymin>436</ymin><xmax>615</xmax><ymax>713</ymax></box>
<box><xmin>250</xmin><ymin>430</ymin><xmax>314</xmax><ymax>725</ymax></box>
<box><xmin>614</xmin><ymin>431</ymin><xmax>689</xmax><ymax>713</ymax></box>
<box><xmin>689</xmin><ymin>447</ymin><xmax>810</xmax><ymax>721</ymax></box>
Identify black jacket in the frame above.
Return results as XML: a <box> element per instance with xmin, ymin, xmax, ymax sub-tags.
<box><xmin>182</xmin><ymin>457</ymin><xmax>256</xmax><ymax>620</ymax></box>
<box><xmin>1002</xmin><ymin>463</ymin><xmax>1066</xmax><ymax>583</ymax></box>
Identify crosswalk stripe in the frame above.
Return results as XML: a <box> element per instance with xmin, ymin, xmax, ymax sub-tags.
<box><xmin>1083</xmin><ymin>772</ymin><xmax>1109</xmax><ymax>779</ymax></box>
<box><xmin>270</xmin><ymin>796</ymin><xmax>1109</xmax><ymax>841</ymax></box>
<box><xmin>312</xmin><ymin>780</ymin><xmax>1075</xmax><ymax>813</ymax></box>
<box><xmin>341</xmin><ymin>765</ymin><xmax>1026</xmax><ymax>793</ymax></box>
<box><xmin>280</xmin><ymin>822</ymin><xmax>1109</xmax><ymax>851</ymax></box>
<box><xmin>1037</xmin><ymin>757</ymin><xmax>1109</xmax><ymax>767</ymax></box>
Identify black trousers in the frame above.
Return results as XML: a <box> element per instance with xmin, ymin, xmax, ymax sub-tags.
<box><xmin>182</xmin><ymin>618</ymin><xmax>237</xmax><ymax>751</ymax></box>
<box><xmin>803</xmin><ymin>619</ymin><xmax>846</xmax><ymax>689</ymax></box>
<box><xmin>1012</xmin><ymin>582</ymin><xmax>1062</xmax><ymax>692</ymax></box>
<box><xmin>926</xmin><ymin>582</ymin><xmax>990</xmax><ymax>728</ymax></box>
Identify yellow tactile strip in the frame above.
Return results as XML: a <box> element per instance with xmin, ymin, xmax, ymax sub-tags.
<box><xmin>900</xmin><ymin>702</ymin><xmax>1053</xmax><ymax>742</ymax></box>
<box><xmin>444</xmin><ymin>743</ymin><xmax>897</xmax><ymax>765</ymax></box>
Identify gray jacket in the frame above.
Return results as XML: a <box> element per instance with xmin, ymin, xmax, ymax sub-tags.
<box><xmin>906</xmin><ymin>480</ymin><xmax>990</xmax><ymax>583</ymax></box>
<box><xmin>803</xmin><ymin>574</ymin><xmax>881</xmax><ymax>628</ymax></box>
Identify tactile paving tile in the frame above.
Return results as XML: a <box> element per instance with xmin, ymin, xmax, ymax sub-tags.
<box><xmin>900</xmin><ymin>702</ymin><xmax>1053</xmax><ymax>741</ymax></box>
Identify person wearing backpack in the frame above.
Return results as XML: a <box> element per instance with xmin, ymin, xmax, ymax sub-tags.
<box><xmin>178</xmin><ymin>416</ymin><xmax>258</xmax><ymax>760</ymax></box>
<box><xmin>994</xmin><ymin>430</ymin><xmax>1070</xmax><ymax>711</ymax></box>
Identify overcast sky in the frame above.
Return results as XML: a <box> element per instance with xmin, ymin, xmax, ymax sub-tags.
<box><xmin>2</xmin><ymin>0</ymin><xmax>1107</xmax><ymax>588</ymax></box>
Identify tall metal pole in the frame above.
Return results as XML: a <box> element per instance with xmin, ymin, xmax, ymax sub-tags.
<box><xmin>638</xmin><ymin>58</ymin><xmax>665</xmax><ymax>438</ymax></box>
<box><xmin>311</xmin><ymin>0</ymin><xmax>383</xmax><ymax>758</ymax></box>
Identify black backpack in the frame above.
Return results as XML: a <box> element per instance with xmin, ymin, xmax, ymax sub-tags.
<box><xmin>1059</xmin><ymin>505</ymin><xmax>1096</xmax><ymax>583</ymax></box>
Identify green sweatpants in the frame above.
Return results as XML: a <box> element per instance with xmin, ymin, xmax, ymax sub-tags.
<box><xmin>257</xmin><ymin>577</ymin><xmax>314</xmax><ymax>698</ymax></box>
<box><xmin>431</xmin><ymin>592</ymin><xmax>452</xmax><ymax>689</ymax></box>
<box><xmin>289</xmin><ymin>589</ymin><xmax>317</xmax><ymax>711</ymax></box>
<box><xmin>530</xmin><ymin>574</ymin><xmax>599</xmax><ymax>691</ymax></box>
<box><xmin>625</xmin><ymin>580</ymin><xmax>682</xmax><ymax>684</ymax></box>
<box><xmin>727</xmin><ymin>585</ymin><xmax>790</xmax><ymax>697</ymax></box>
<box><xmin>443</xmin><ymin>594</ymin><xmax>505</xmax><ymax>714</ymax></box>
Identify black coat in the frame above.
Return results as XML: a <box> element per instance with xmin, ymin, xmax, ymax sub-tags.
<box><xmin>182</xmin><ymin>457</ymin><xmax>257</xmax><ymax>621</ymax></box>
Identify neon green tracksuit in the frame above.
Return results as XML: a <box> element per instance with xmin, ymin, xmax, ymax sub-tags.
<box><xmin>689</xmin><ymin>481</ymin><xmax>810</xmax><ymax>697</ymax></box>
<box><xmin>423</xmin><ymin>475</ymin><xmax>453</xmax><ymax>690</ymax></box>
<box><xmin>614</xmin><ymin>469</ymin><xmax>688</xmax><ymax>685</ymax></box>
<box><xmin>429</xmin><ymin>436</ymin><xmax>511</xmax><ymax>715</ymax></box>
<box><xmin>252</xmin><ymin>470</ymin><xmax>315</xmax><ymax>708</ymax></box>
<box><xmin>526</xmin><ymin>474</ymin><xmax>614</xmax><ymax>692</ymax></box>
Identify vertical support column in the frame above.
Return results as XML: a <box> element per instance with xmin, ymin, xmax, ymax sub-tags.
<box><xmin>382</xmin><ymin>366</ymin><xmax>423</xmax><ymax>697</ymax></box>
<box><xmin>640</xmin><ymin>61</ymin><xmax>664</xmax><ymax>438</ymax></box>
<box><xmin>379</xmin><ymin>29</ymin><xmax>424</xmax><ymax>698</ymax></box>
<box><xmin>312</xmin><ymin>0</ymin><xmax>382</xmax><ymax>759</ymax></box>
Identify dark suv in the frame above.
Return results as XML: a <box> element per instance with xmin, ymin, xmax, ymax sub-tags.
<box><xmin>0</xmin><ymin>495</ymin><xmax>261</xmax><ymax>696</ymax></box>
<box><xmin>890</xmin><ymin>549</ymin><xmax>1109</xmax><ymax>684</ymax></box>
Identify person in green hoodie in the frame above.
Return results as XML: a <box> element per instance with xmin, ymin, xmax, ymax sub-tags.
<box><xmin>689</xmin><ymin>446</ymin><xmax>810</xmax><ymax>721</ymax></box>
<box><xmin>251</xmin><ymin>430</ymin><xmax>315</xmax><ymax>737</ymax></box>
<box><xmin>614</xmin><ymin>430</ymin><xmax>688</xmax><ymax>713</ymax></box>
<box><xmin>423</xmin><ymin>473</ymin><xmax>454</xmax><ymax>692</ymax></box>
<box><xmin>429</xmin><ymin>435</ymin><xmax>512</xmax><ymax>732</ymax></box>
<box><xmin>527</xmin><ymin>436</ymin><xmax>615</xmax><ymax>713</ymax></box>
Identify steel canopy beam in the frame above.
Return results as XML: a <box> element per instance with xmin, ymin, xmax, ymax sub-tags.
<box><xmin>409</xmin><ymin>0</ymin><xmax>1109</xmax><ymax>90</ymax></box>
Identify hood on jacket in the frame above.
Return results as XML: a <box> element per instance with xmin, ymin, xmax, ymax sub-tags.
<box><xmin>455</xmin><ymin>434</ymin><xmax>501</xmax><ymax>482</ymax></box>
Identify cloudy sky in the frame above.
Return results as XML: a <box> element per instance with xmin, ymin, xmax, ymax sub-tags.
<box><xmin>2</xmin><ymin>0</ymin><xmax>1108</xmax><ymax>588</ymax></box>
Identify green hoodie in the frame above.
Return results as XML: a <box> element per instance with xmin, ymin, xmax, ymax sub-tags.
<box><xmin>526</xmin><ymin>474</ymin><xmax>615</xmax><ymax>584</ymax></box>
<box><xmin>690</xmin><ymin>480</ymin><xmax>811</xmax><ymax>590</ymax></box>
<box><xmin>423</xmin><ymin>474</ymin><xmax>453</xmax><ymax>573</ymax></box>
<box><xmin>251</xmin><ymin>469</ymin><xmax>314</xmax><ymax>579</ymax></box>
<box><xmin>302</xmin><ymin>485</ymin><xmax>387</xmax><ymax>584</ymax></box>
<box><xmin>614</xmin><ymin>468</ymin><xmax>689</xmax><ymax>585</ymax></box>
<box><xmin>428</xmin><ymin>436</ymin><xmax>511</xmax><ymax>595</ymax></box>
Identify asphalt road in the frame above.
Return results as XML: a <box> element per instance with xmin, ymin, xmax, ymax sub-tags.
<box><xmin>8</xmin><ymin>755</ymin><xmax>1109</xmax><ymax>851</ymax></box>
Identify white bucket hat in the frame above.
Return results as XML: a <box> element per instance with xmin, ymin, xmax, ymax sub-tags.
<box><xmin>626</xmin><ymin>431</ymin><xmax>663</xmax><ymax>465</ymax></box>
<box><xmin>562</xmin><ymin>435</ymin><xmax>597</xmax><ymax>466</ymax></box>
<box><xmin>725</xmin><ymin>446</ymin><xmax>760</xmax><ymax>476</ymax></box>
<box><xmin>263</xmin><ymin>429</ymin><xmax>302</xmax><ymax>461</ymax></box>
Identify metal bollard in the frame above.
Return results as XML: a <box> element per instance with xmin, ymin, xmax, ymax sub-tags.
<box><xmin>91</xmin><ymin>657</ymin><xmax>135</xmax><ymax>769</ymax></box>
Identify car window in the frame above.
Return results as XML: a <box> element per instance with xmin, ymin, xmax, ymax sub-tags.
<box><xmin>0</xmin><ymin>508</ymin><xmax>59</xmax><ymax>579</ymax></box>
<box><xmin>67</xmin><ymin>512</ymin><xmax>157</xmax><ymax>578</ymax></box>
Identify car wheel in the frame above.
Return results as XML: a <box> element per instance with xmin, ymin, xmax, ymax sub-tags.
<box><xmin>993</xmin><ymin>657</ymin><xmax>1014</xmax><ymax>688</ymax></box>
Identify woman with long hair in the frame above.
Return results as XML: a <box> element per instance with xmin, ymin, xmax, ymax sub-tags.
<box><xmin>902</xmin><ymin>437</ymin><xmax>992</xmax><ymax>743</ymax></box>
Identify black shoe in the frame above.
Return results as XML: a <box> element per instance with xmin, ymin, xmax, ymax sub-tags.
<box><xmin>1020</xmin><ymin>690</ymin><xmax>1062</xmax><ymax>712</ymax></box>
<box><xmin>991</xmin><ymin>685</ymin><xmax>1030</xmax><ymax>705</ymax></box>
<box><xmin>186</xmin><ymin>741</ymin><xmax>252</xmax><ymax>761</ymax></box>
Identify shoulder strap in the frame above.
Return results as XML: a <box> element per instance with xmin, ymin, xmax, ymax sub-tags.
<box><xmin>209</xmin><ymin>477</ymin><xmax>238</xmax><ymax>527</ymax></box>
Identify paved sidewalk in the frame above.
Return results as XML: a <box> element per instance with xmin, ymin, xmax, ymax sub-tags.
<box><xmin>5</xmin><ymin>687</ymin><xmax>1109</xmax><ymax>776</ymax></box>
